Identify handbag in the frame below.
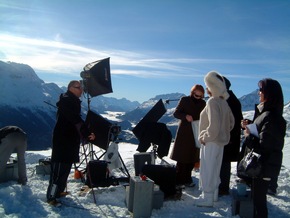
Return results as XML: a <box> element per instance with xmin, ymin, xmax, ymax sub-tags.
<box><xmin>191</xmin><ymin>120</ymin><xmax>201</xmax><ymax>148</ymax></box>
<box><xmin>237</xmin><ymin>149</ymin><xmax>262</xmax><ymax>178</ymax></box>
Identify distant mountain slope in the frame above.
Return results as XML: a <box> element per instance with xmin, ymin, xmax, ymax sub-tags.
<box><xmin>0</xmin><ymin>61</ymin><xmax>139</xmax><ymax>150</ymax></box>
<box><xmin>2</xmin><ymin>60</ymin><xmax>281</xmax><ymax>151</ymax></box>
<box><xmin>89</xmin><ymin>95</ymin><xmax>140</xmax><ymax>113</ymax></box>
<box><xmin>239</xmin><ymin>89</ymin><xmax>260</xmax><ymax>111</ymax></box>
<box><xmin>119</xmin><ymin>93</ymin><xmax>184</xmax><ymax>123</ymax></box>
<box><xmin>0</xmin><ymin>61</ymin><xmax>62</xmax><ymax>150</ymax></box>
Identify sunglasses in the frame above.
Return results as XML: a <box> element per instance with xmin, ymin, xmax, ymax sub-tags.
<box><xmin>194</xmin><ymin>93</ymin><xmax>202</xmax><ymax>98</ymax></box>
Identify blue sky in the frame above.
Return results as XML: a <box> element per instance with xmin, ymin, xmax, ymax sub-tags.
<box><xmin>0</xmin><ymin>0</ymin><xmax>290</xmax><ymax>103</ymax></box>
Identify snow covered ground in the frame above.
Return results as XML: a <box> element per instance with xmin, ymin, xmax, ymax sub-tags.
<box><xmin>0</xmin><ymin>139</ymin><xmax>290</xmax><ymax>218</ymax></box>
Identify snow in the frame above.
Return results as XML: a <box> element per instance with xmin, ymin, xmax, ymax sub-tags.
<box><xmin>1</xmin><ymin>138</ymin><xmax>290</xmax><ymax>217</ymax></box>
<box><xmin>1</xmin><ymin>61</ymin><xmax>290</xmax><ymax>217</ymax></box>
<box><xmin>1</xmin><ymin>109</ymin><xmax>290</xmax><ymax>218</ymax></box>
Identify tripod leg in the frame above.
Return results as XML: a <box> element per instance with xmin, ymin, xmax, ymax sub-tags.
<box><xmin>75</xmin><ymin>143</ymin><xmax>90</xmax><ymax>171</ymax></box>
<box><xmin>86</xmin><ymin>164</ymin><xmax>97</xmax><ymax>204</ymax></box>
<box><xmin>118</xmin><ymin>152</ymin><xmax>131</xmax><ymax>179</ymax></box>
<box><xmin>160</xmin><ymin>158</ymin><xmax>171</xmax><ymax>166</ymax></box>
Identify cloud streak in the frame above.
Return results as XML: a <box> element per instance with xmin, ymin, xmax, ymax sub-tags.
<box><xmin>0</xmin><ymin>34</ymin><xmax>289</xmax><ymax>80</ymax></box>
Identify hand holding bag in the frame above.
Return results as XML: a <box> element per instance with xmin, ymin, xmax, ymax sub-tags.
<box><xmin>237</xmin><ymin>149</ymin><xmax>262</xmax><ymax>178</ymax></box>
<box><xmin>191</xmin><ymin>120</ymin><xmax>201</xmax><ymax>148</ymax></box>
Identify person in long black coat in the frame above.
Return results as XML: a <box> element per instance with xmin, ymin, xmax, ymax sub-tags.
<box><xmin>170</xmin><ymin>84</ymin><xmax>206</xmax><ymax>187</ymax></box>
<box><xmin>241</xmin><ymin>78</ymin><xmax>286</xmax><ymax>218</ymax></box>
<box><xmin>219</xmin><ymin>77</ymin><xmax>243</xmax><ymax>195</ymax></box>
<box><xmin>47</xmin><ymin>80</ymin><xmax>95</xmax><ymax>206</ymax></box>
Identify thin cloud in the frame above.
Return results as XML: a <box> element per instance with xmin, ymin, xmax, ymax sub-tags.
<box><xmin>0</xmin><ymin>34</ymin><xmax>288</xmax><ymax>80</ymax></box>
<box><xmin>0</xmin><ymin>34</ymin><xmax>197</xmax><ymax>75</ymax></box>
<box><xmin>0</xmin><ymin>1</ymin><xmax>49</xmax><ymax>13</ymax></box>
<box><xmin>112</xmin><ymin>69</ymin><xmax>204</xmax><ymax>78</ymax></box>
<box><xmin>246</xmin><ymin>38</ymin><xmax>290</xmax><ymax>52</ymax></box>
<box><xmin>152</xmin><ymin>58</ymin><xmax>289</xmax><ymax>65</ymax></box>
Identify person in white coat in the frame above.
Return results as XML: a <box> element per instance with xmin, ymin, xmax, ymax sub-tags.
<box><xmin>195</xmin><ymin>71</ymin><xmax>235</xmax><ymax>207</ymax></box>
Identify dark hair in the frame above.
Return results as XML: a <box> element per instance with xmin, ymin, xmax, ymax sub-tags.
<box><xmin>258</xmin><ymin>78</ymin><xmax>284</xmax><ymax>114</ymax></box>
<box><xmin>216</xmin><ymin>74</ymin><xmax>224</xmax><ymax>82</ymax></box>
<box><xmin>67</xmin><ymin>80</ymin><xmax>80</xmax><ymax>90</ymax></box>
<box><xmin>223</xmin><ymin>76</ymin><xmax>231</xmax><ymax>90</ymax></box>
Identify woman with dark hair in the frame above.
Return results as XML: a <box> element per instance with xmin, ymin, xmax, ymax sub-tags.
<box><xmin>170</xmin><ymin>84</ymin><xmax>206</xmax><ymax>188</ymax></box>
<box><xmin>241</xmin><ymin>78</ymin><xmax>286</xmax><ymax>218</ymax></box>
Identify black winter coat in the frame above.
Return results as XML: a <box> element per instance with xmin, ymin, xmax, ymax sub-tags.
<box><xmin>51</xmin><ymin>91</ymin><xmax>89</xmax><ymax>163</ymax></box>
<box><xmin>170</xmin><ymin>96</ymin><xmax>206</xmax><ymax>164</ymax></box>
<box><xmin>223</xmin><ymin>90</ymin><xmax>243</xmax><ymax>162</ymax></box>
<box><xmin>244</xmin><ymin>103</ymin><xmax>286</xmax><ymax>179</ymax></box>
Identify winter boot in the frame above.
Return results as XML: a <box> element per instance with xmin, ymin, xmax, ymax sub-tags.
<box><xmin>195</xmin><ymin>192</ymin><xmax>214</xmax><ymax>207</ymax></box>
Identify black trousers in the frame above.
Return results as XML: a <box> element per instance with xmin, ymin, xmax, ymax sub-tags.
<box><xmin>268</xmin><ymin>176</ymin><xmax>278</xmax><ymax>191</ymax></box>
<box><xmin>176</xmin><ymin>162</ymin><xmax>194</xmax><ymax>185</ymax></box>
<box><xmin>252</xmin><ymin>178</ymin><xmax>270</xmax><ymax>218</ymax></box>
<box><xmin>219</xmin><ymin>160</ymin><xmax>231</xmax><ymax>192</ymax></box>
<box><xmin>46</xmin><ymin>162</ymin><xmax>72</xmax><ymax>201</ymax></box>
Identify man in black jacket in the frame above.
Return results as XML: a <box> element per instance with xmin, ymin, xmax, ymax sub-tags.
<box><xmin>46</xmin><ymin>80</ymin><xmax>95</xmax><ymax>206</ymax></box>
<box><xmin>219</xmin><ymin>77</ymin><xmax>243</xmax><ymax>196</ymax></box>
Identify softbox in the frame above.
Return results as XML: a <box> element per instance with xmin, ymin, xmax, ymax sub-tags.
<box><xmin>81</xmin><ymin>57</ymin><xmax>113</xmax><ymax>97</ymax></box>
<box><xmin>132</xmin><ymin>99</ymin><xmax>166</xmax><ymax>139</ymax></box>
<box><xmin>136</xmin><ymin>122</ymin><xmax>172</xmax><ymax>158</ymax></box>
<box><xmin>132</xmin><ymin>99</ymin><xmax>171</xmax><ymax>158</ymax></box>
<box><xmin>85</xmin><ymin>110</ymin><xmax>112</xmax><ymax>150</ymax></box>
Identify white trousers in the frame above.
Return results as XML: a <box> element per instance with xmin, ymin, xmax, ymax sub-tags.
<box><xmin>199</xmin><ymin>142</ymin><xmax>224</xmax><ymax>193</ymax></box>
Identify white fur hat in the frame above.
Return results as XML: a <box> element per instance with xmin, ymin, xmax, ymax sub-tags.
<box><xmin>204</xmin><ymin>71</ymin><xmax>229</xmax><ymax>99</ymax></box>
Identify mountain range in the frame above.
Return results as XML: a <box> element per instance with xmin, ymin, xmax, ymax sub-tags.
<box><xmin>0</xmin><ymin>60</ymin><xmax>266</xmax><ymax>150</ymax></box>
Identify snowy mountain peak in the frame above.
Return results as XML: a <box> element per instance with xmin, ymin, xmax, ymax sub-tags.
<box><xmin>0</xmin><ymin>61</ymin><xmax>61</xmax><ymax>108</ymax></box>
<box><xmin>239</xmin><ymin>89</ymin><xmax>260</xmax><ymax>111</ymax></box>
<box><xmin>2</xmin><ymin>61</ymin><xmax>43</xmax><ymax>83</ymax></box>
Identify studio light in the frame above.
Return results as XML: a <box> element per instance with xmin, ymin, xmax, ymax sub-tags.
<box><xmin>80</xmin><ymin>57</ymin><xmax>113</xmax><ymax>97</ymax></box>
<box><xmin>85</xmin><ymin>110</ymin><xmax>113</xmax><ymax>150</ymax></box>
<box><xmin>132</xmin><ymin>99</ymin><xmax>172</xmax><ymax>158</ymax></box>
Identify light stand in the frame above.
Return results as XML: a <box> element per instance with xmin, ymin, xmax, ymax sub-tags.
<box><xmin>84</xmin><ymin>92</ymin><xmax>98</xmax><ymax>161</ymax></box>
<box><xmin>76</xmin><ymin>58</ymin><xmax>130</xmax><ymax>203</ymax></box>
<box><xmin>74</xmin><ymin>83</ymin><xmax>98</xmax><ymax>173</ymax></box>
<box><xmin>150</xmin><ymin>143</ymin><xmax>171</xmax><ymax>165</ymax></box>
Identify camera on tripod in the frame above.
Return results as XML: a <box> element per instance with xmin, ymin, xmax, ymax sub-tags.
<box><xmin>110</xmin><ymin>124</ymin><xmax>121</xmax><ymax>142</ymax></box>
<box><xmin>111</xmin><ymin>124</ymin><xmax>121</xmax><ymax>136</ymax></box>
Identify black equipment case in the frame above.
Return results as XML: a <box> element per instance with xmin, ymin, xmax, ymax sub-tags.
<box><xmin>86</xmin><ymin>160</ymin><xmax>109</xmax><ymax>188</ymax></box>
<box><xmin>142</xmin><ymin>164</ymin><xmax>177</xmax><ymax>198</ymax></box>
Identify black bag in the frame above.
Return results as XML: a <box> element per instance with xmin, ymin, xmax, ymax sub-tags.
<box><xmin>86</xmin><ymin>160</ymin><xmax>110</xmax><ymax>187</ymax></box>
<box><xmin>142</xmin><ymin>165</ymin><xmax>177</xmax><ymax>198</ymax></box>
<box><xmin>237</xmin><ymin>149</ymin><xmax>262</xmax><ymax>178</ymax></box>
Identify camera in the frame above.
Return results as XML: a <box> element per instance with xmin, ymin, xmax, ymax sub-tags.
<box><xmin>111</xmin><ymin>124</ymin><xmax>121</xmax><ymax>136</ymax></box>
